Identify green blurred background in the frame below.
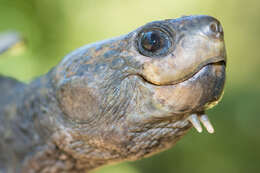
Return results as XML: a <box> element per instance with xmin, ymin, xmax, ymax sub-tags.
<box><xmin>0</xmin><ymin>0</ymin><xmax>259</xmax><ymax>172</ymax></box>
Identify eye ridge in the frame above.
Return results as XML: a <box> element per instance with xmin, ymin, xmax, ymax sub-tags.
<box><xmin>136</xmin><ymin>26</ymin><xmax>174</xmax><ymax>57</ymax></box>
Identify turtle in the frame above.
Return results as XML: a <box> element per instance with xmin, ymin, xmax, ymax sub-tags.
<box><xmin>0</xmin><ymin>15</ymin><xmax>226</xmax><ymax>173</ymax></box>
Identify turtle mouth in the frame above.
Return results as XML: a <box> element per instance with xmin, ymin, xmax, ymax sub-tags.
<box><xmin>170</xmin><ymin>58</ymin><xmax>226</xmax><ymax>86</ymax></box>
<box><xmin>135</xmin><ymin>59</ymin><xmax>226</xmax><ymax>134</ymax></box>
<box><xmin>142</xmin><ymin>57</ymin><xmax>226</xmax><ymax>86</ymax></box>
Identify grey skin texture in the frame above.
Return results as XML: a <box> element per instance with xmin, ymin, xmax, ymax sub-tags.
<box><xmin>0</xmin><ymin>15</ymin><xmax>226</xmax><ymax>173</ymax></box>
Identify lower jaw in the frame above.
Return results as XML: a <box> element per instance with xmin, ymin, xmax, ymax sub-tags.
<box><xmin>131</xmin><ymin>62</ymin><xmax>225</xmax><ymax>133</ymax></box>
<box><xmin>190</xmin><ymin>61</ymin><xmax>226</xmax><ymax>111</ymax></box>
<box><xmin>148</xmin><ymin>62</ymin><xmax>225</xmax><ymax>114</ymax></box>
<box><xmin>167</xmin><ymin>62</ymin><xmax>226</xmax><ymax>134</ymax></box>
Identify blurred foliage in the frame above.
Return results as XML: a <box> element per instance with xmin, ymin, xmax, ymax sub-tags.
<box><xmin>0</xmin><ymin>0</ymin><xmax>259</xmax><ymax>172</ymax></box>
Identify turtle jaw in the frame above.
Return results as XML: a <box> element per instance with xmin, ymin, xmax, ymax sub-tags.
<box><xmin>129</xmin><ymin>60</ymin><xmax>225</xmax><ymax>134</ymax></box>
<box><xmin>198</xmin><ymin>61</ymin><xmax>226</xmax><ymax>111</ymax></box>
<box><xmin>137</xmin><ymin>60</ymin><xmax>226</xmax><ymax>117</ymax></box>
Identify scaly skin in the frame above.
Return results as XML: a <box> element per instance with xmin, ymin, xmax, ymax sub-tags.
<box><xmin>0</xmin><ymin>15</ymin><xmax>226</xmax><ymax>173</ymax></box>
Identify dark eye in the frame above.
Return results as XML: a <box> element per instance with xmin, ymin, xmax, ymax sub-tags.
<box><xmin>141</xmin><ymin>31</ymin><xmax>164</xmax><ymax>52</ymax></box>
<box><xmin>137</xmin><ymin>28</ymin><xmax>173</xmax><ymax>57</ymax></box>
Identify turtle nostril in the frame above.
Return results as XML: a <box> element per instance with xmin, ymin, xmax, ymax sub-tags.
<box><xmin>208</xmin><ymin>21</ymin><xmax>223</xmax><ymax>39</ymax></box>
<box><xmin>210</xmin><ymin>22</ymin><xmax>218</xmax><ymax>33</ymax></box>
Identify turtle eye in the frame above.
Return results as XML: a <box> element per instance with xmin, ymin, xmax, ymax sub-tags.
<box><xmin>141</xmin><ymin>31</ymin><xmax>164</xmax><ymax>52</ymax></box>
<box><xmin>137</xmin><ymin>28</ymin><xmax>173</xmax><ymax>57</ymax></box>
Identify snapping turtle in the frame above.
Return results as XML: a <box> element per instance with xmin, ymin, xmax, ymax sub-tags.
<box><xmin>0</xmin><ymin>15</ymin><xmax>226</xmax><ymax>173</ymax></box>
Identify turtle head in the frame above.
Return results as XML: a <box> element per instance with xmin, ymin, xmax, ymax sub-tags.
<box><xmin>52</xmin><ymin>15</ymin><xmax>226</xmax><ymax>164</ymax></box>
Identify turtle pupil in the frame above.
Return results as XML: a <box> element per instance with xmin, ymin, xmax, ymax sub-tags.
<box><xmin>141</xmin><ymin>31</ymin><xmax>163</xmax><ymax>52</ymax></box>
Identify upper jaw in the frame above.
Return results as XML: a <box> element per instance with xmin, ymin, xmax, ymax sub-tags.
<box><xmin>174</xmin><ymin>55</ymin><xmax>226</xmax><ymax>85</ymax></box>
<box><xmin>142</xmin><ymin>55</ymin><xmax>226</xmax><ymax>87</ymax></box>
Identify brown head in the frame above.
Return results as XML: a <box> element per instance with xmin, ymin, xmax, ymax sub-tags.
<box><xmin>52</xmin><ymin>15</ymin><xmax>226</xmax><ymax>165</ymax></box>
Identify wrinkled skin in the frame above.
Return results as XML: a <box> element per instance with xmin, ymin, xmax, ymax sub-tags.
<box><xmin>0</xmin><ymin>15</ymin><xmax>226</xmax><ymax>173</ymax></box>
